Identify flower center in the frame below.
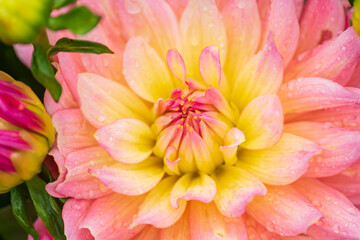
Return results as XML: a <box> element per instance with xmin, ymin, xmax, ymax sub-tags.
<box><xmin>152</xmin><ymin>87</ymin><xmax>235</xmax><ymax>175</ymax></box>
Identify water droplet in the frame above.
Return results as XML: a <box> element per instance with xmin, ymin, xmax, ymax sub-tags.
<box><xmin>124</xmin><ymin>0</ymin><xmax>141</xmax><ymax>14</ymax></box>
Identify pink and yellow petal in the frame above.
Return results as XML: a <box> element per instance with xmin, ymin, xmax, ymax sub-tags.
<box><xmin>180</xmin><ymin>0</ymin><xmax>227</xmax><ymax>78</ymax></box>
<box><xmin>231</xmin><ymin>36</ymin><xmax>283</xmax><ymax>109</ymax></box>
<box><xmin>279</xmin><ymin>77</ymin><xmax>360</xmax><ymax>116</ymax></box>
<box><xmin>247</xmin><ymin>185</ymin><xmax>322</xmax><ymax>236</ymax></box>
<box><xmin>123</xmin><ymin>37</ymin><xmax>176</xmax><ymax>102</ymax></box>
<box><xmin>199</xmin><ymin>46</ymin><xmax>221</xmax><ymax>88</ymax></box>
<box><xmin>132</xmin><ymin>176</ymin><xmax>186</xmax><ymax>228</ymax></box>
<box><xmin>94</xmin><ymin>118</ymin><xmax>155</xmax><ymax>164</ymax></box>
<box><xmin>189</xmin><ymin>201</ymin><xmax>247</xmax><ymax>240</ymax></box>
<box><xmin>170</xmin><ymin>172</ymin><xmax>216</xmax><ymax>208</ymax></box>
<box><xmin>90</xmin><ymin>156</ymin><xmax>164</xmax><ymax>196</ymax></box>
<box><xmin>222</xmin><ymin>0</ymin><xmax>261</xmax><ymax>82</ymax></box>
<box><xmin>77</xmin><ymin>73</ymin><xmax>151</xmax><ymax>128</ymax></box>
<box><xmin>243</xmin><ymin>214</ymin><xmax>281</xmax><ymax>240</ymax></box>
<box><xmin>133</xmin><ymin>226</ymin><xmax>160</xmax><ymax>240</ymax></box>
<box><xmin>237</xmin><ymin>133</ymin><xmax>320</xmax><ymax>185</ymax></box>
<box><xmin>212</xmin><ymin>166</ymin><xmax>267</xmax><ymax>218</ymax></box>
<box><xmin>159</xmin><ymin>207</ymin><xmax>191</xmax><ymax>240</ymax></box>
<box><xmin>285</xmin><ymin>122</ymin><xmax>360</xmax><ymax>177</ymax></box>
<box><xmin>293</xmin><ymin>179</ymin><xmax>360</xmax><ymax>240</ymax></box>
<box><xmin>237</xmin><ymin>95</ymin><xmax>283</xmax><ymax>150</ymax></box>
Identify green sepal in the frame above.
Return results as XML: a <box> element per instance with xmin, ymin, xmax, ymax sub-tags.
<box><xmin>54</xmin><ymin>0</ymin><xmax>77</xmax><ymax>9</ymax></box>
<box><xmin>47</xmin><ymin>6</ymin><xmax>100</xmax><ymax>35</ymax></box>
<box><xmin>10</xmin><ymin>185</ymin><xmax>39</xmax><ymax>240</ymax></box>
<box><xmin>31</xmin><ymin>43</ymin><xmax>62</xmax><ymax>101</ymax></box>
<box><xmin>48</xmin><ymin>37</ymin><xmax>113</xmax><ymax>56</ymax></box>
<box><xmin>26</xmin><ymin>176</ymin><xmax>65</xmax><ymax>240</ymax></box>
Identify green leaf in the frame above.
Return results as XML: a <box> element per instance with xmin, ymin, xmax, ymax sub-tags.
<box><xmin>0</xmin><ymin>205</ymin><xmax>28</xmax><ymax>240</ymax></box>
<box><xmin>31</xmin><ymin>43</ymin><xmax>62</xmax><ymax>101</ymax></box>
<box><xmin>349</xmin><ymin>0</ymin><xmax>355</xmax><ymax>6</ymax></box>
<box><xmin>10</xmin><ymin>185</ymin><xmax>39</xmax><ymax>240</ymax></box>
<box><xmin>54</xmin><ymin>0</ymin><xmax>77</xmax><ymax>9</ymax></box>
<box><xmin>48</xmin><ymin>6</ymin><xmax>101</xmax><ymax>35</ymax></box>
<box><xmin>48</xmin><ymin>38</ymin><xmax>113</xmax><ymax>56</ymax></box>
<box><xmin>26</xmin><ymin>176</ymin><xmax>65</xmax><ymax>240</ymax></box>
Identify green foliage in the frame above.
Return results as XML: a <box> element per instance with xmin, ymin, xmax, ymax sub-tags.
<box><xmin>10</xmin><ymin>185</ymin><xmax>39</xmax><ymax>240</ymax></box>
<box><xmin>49</xmin><ymin>37</ymin><xmax>113</xmax><ymax>56</ymax></box>
<box><xmin>54</xmin><ymin>0</ymin><xmax>77</xmax><ymax>9</ymax></box>
<box><xmin>26</xmin><ymin>176</ymin><xmax>65</xmax><ymax>240</ymax></box>
<box><xmin>31</xmin><ymin>43</ymin><xmax>62</xmax><ymax>101</ymax></box>
<box><xmin>48</xmin><ymin>6</ymin><xmax>101</xmax><ymax>35</ymax></box>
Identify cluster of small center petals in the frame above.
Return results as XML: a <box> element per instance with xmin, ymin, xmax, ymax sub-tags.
<box><xmin>152</xmin><ymin>86</ymin><xmax>232</xmax><ymax>175</ymax></box>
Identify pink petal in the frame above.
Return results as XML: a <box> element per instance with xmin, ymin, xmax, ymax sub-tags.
<box><xmin>52</xmin><ymin>109</ymin><xmax>97</xmax><ymax>157</ymax></box>
<box><xmin>13</xmin><ymin>44</ymin><xmax>33</xmax><ymax>69</ymax></box>
<box><xmin>222</xmin><ymin>0</ymin><xmax>261</xmax><ymax>80</ymax></box>
<box><xmin>77</xmin><ymin>73</ymin><xmax>151</xmax><ymax>128</ymax></box>
<box><xmin>199</xmin><ymin>46</ymin><xmax>221</xmax><ymax>88</ymax></box>
<box><xmin>123</xmin><ymin>37</ymin><xmax>176</xmax><ymax>102</ymax></box>
<box><xmin>55</xmin><ymin>147</ymin><xmax>113</xmax><ymax>199</ymax></box>
<box><xmin>231</xmin><ymin>36</ymin><xmax>283</xmax><ymax>109</ymax></box>
<box><xmin>237</xmin><ymin>133</ymin><xmax>320</xmax><ymax>185</ymax></box>
<box><xmin>170</xmin><ymin>172</ymin><xmax>217</xmax><ymax>208</ymax></box>
<box><xmin>296</xmin><ymin>0</ymin><xmax>345</xmax><ymax>54</ymax></box>
<box><xmin>159</xmin><ymin>208</ymin><xmax>190</xmax><ymax>239</ymax></box>
<box><xmin>180</xmin><ymin>0</ymin><xmax>227</xmax><ymax>77</ymax></box>
<box><xmin>291</xmin><ymin>104</ymin><xmax>360</xmax><ymax>131</ymax></box>
<box><xmin>243</xmin><ymin>214</ymin><xmax>281</xmax><ymax>240</ymax></box>
<box><xmin>90</xmin><ymin>156</ymin><xmax>164</xmax><ymax>196</ymax></box>
<box><xmin>28</xmin><ymin>217</ymin><xmax>55</xmax><ymax>240</ymax></box>
<box><xmin>205</xmin><ymin>86</ymin><xmax>234</xmax><ymax>121</ymax></box>
<box><xmin>285</xmin><ymin>28</ymin><xmax>360</xmax><ymax>85</ymax></box>
<box><xmin>62</xmin><ymin>199</ymin><xmax>94</xmax><ymax>240</ymax></box>
<box><xmin>189</xmin><ymin>201</ymin><xmax>248</xmax><ymax>240</ymax></box>
<box><xmin>237</xmin><ymin>95</ymin><xmax>283</xmax><ymax>150</ymax></box>
<box><xmin>247</xmin><ymin>185</ymin><xmax>322</xmax><ymax>236</ymax></box>
<box><xmin>165</xmin><ymin>0</ymin><xmax>188</xmax><ymax>19</ymax></box>
<box><xmin>293</xmin><ymin>179</ymin><xmax>360</xmax><ymax>240</ymax></box>
<box><xmin>132</xmin><ymin>176</ymin><xmax>186</xmax><ymax>228</ymax></box>
<box><xmin>285</xmin><ymin>122</ymin><xmax>360</xmax><ymax>177</ymax></box>
<box><xmin>219</xmin><ymin>127</ymin><xmax>245</xmax><ymax>165</ymax></box>
<box><xmin>80</xmin><ymin>194</ymin><xmax>146</xmax><ymax>240</ymax></box>
<box><xmin>321</xmin><ymin>161</ymin><xmax>360</xmax><ymax>201</ymax></box>
<box><xmin>347</xmin><ymin>60</ymin><xmax>360</xmax><ymax>88</ymax></box>
<box><xmin>95</xmin><ymin>118</ymin><xmax>154</xmax><ymax>164</ymax></box>
<box><xmin>213</xmin><ymin>166</ymin><xmax>267</xmax><ymax>218</ymax></box>
<box><xmin>260</xmin><ymin>0</ymin><xmax>299</xmax><ymax>66</ymax></box>
<box><xmin>279</xmin><ymin>77</ymin><xmax>360</xmax><ymax>115</ymax></box>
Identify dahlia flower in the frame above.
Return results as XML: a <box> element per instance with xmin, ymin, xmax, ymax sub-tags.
<box><xmin>0</xmin><ymin>71</ymin><xmax>54</xmax><ymax>193</ymax></box>
<box><xmin>35</xmin><ymin>0</ymin><xmax>360</xmax><ymax>239</ymax></box>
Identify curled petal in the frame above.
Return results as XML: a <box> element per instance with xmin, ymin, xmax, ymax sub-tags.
<box><xmin>247</xmin><ymin>185</ymin><xmax>322</xmax><ymax>236</ymax></box>
<box><xmin>212</xmin><ymin>166</ymin><xmax>267</xmax><ymax>217</ymax></box>
<box><xmin>123</xmin><ymin>37</ymin><xmax>176</xmax><ymax>102</ymax></box>
<box><xmin>237</xmin><ymin>133</ymin><xmax>320</xmax><ymax>185</ymax></box>
<box><xmin>132</xmin><ymin>176</ymin><xmax>186</xmax><ymax>228</ymax></box>
<box><xmin>199</xmin><ymin>46</ymin><xmax>221</xmax><ymax>88</ymax></box>
<box><xmin>237</xmin><ymin>95</ymin><xmax>283</xmax><ymax>150</ymax></box>
<box><xmin>285</xmin><ymin>122</ymin><xmax>360</xmax><ymax>177</ymax></box>
<box><xmin>170</xmin><ymin>172</ymin><xmax>216</xmax><ymax>208</ymax></box>
<box><xmin>90</xmin><ymin>156</ymin><xmax>164</xmax><ymax>196</ymax></box>
<box><xmin>78</xmin><ymin>73</ymin><xmax>151</xmax><ymax>128</ymax></box>
<box><xmin>95</xmin><ymin>118</ymin><xmax>155</xmax><ymax>164</ymax></box>
<box><xmin>293</xmin><ymin>179</ymin><xmax>360</xmax><ymax>240</ymax></box>
<box><xmin>167</xmin><ymin>49</ymin><xmax>186</xmax><ymax>83</ymax></box>
<box><xmin>220</xmin><ymin>127</ymin><xmax>245</xmax><ymax>165</ymax></box>
<box><xmin>231</xmin><ymin>36</ymin><xmax>283</xmax><ymax>109</ymax></box>
<box><xmin>189</xmin><ymin>201</ymin><xmax>247</xmax><ymax>240</ymax></box>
